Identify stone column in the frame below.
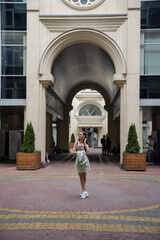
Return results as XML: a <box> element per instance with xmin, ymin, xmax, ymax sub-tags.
<box><xmin>38</xmin><ymin>84</ymin><xmax>46</xmax><ymax>163</ymax></box>
<box><xmin>46</xmin><ymin>113</ymin><xmax>53</xmax><ymax>155</ymax></box>
<box><xmin>108</xmin><ymin>107</ymin><xmax>117</xmax><ymax>151</ymax></box>
<box><xmin>126</xmin><ymin>0</ymin><xmax>141</xmax><ymax>145</ymax></box>
<box><xmin>113</xmin><ymin>75</ymin><xmax>127</xmax><ymax>165</ymax></box>
<box><xmin>38</xmin><ymin>75</ymin><xmax>54</xmax><ymax>162</ymax></box>
<box><xmin>25</xmin><ymin>1</ymin><xmax>42</xmax><ymax>156</ymax></box>
<box><xmin>114</xmin><ymin>0</ymin><xmax>141</xmax><ymax>165</ymax></box>
<box><xmin>56</xmin><ymin>106</ymin><xmax>69</xmax><ymax>152</ymax></box>
<box><xmin>120</xmin><ymin>83</ymin><xmax>127</xmax><ymax>165</ymax></box>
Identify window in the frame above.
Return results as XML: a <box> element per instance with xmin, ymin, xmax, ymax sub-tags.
<box><xmin>2</xmin><ymin>30</ymin><xmax>26</xmax><ymax>45</ymax></box>
<box><xmin>0</xmin><ymin>2</ymin><xmax>27</xmax><ymax>99</ymax></box>
<box><xmin>1</xmin><ymin>3</ymin><xmax>26</xmax><ymax>30</ymax></box>
<box><xmin>2</xmin><ymin>45</ymin><xmax>26</xmax><ymax>75</ymax></box>
<box><xmin>62</xmin><ymin>0</ymin><xmax>104</xmax><ymax>10</ymax></box>
<box><xmin>79</xmin><ymin>104</ymin><xmax>102</xmax><ymax>116</ymax></box>
<box><xmin>1</xmin><ymin>76</ymin><xmax>26</xmax><ymax>99</ymax></box>
<box><xmin>140</xmin><ymin>30</ymin><xmax>160</xmax><ymax>75</ymax></box>
<box><xmin>140</xmin><ymin>76</ymin><xmax>160</xmax><ymax>99</ymax></box>
<box><xmin>0</xmin><ymin>1</ymin><xmax>26</xmax><ymax>2</ymax></box>
<box><xmin>141</xmin><ymin>1</ymin><xmax>160</xmax><ymax>29</ymax></box>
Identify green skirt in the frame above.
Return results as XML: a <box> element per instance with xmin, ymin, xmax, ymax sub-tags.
<box><xmin>75</xmin><ymin>156</ymin><xmax>90</xmax><ymax>173</ymax></box>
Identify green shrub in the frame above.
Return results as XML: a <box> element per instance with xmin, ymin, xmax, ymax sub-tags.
<box><xmin>105</xmin><ymin>133</ymin><xmax>108</xmax><ymax>140</ymax></box>
<box><xmin>21</xmin><ymin>122</ymin><xmax>35</xmax><ymax>153</ymax></box>
<box><xmin>125</xmin><ymin>124</ymin><xmax>140</xmax><ymax>154</ymax></box>
<box><xmin>70</xmin><ymin>133</ymin><xmax>75</xmax><ymax>143</ymax></box>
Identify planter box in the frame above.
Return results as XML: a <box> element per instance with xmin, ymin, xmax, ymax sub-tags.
<box><xmin>69</xmin><ymin>143</ymin><xmax>75</xmax><ymax>149</ymax></box>
<box><xmin>123</xmin><ymin>153</ymin><xmax>146</xmax><ymax>171</ymax></box>
<box><xmin>17</xmin><ymin>152</ymin><xmax>41</xmax><ymax>170</ymax></box>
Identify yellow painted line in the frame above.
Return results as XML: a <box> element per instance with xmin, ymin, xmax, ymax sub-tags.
<box><xmin>0</xmin><ymin>204</ymin><xmax>160</xmax><ymax>215</ymax></box>
<box><xmin>0</xmin><ymin>213</ymin><xmax>159</xmax><ymax>223</ymax></box>
<box><xmin>0</xmin><ymin>175</ymin><xmax>160</xmax><ymax>188</ymax></box>
<box><xmin>0</xmin><ymin>178</ymin><xmax>159</xmax><ymax>189</ymax></box>
<box><xmin>0</xmin><ymin>222</ymin><xmax>159</xmax><ymax>233</ymax></box>
<box><xmin>106</xmin><ymin>178</ymin><xmax>160</xmax><ymax>188</ymax></box>
<box><xmin>0</xmin><ymin>173</ymin><xmax>160</xmax><ymax>179</ymax></box>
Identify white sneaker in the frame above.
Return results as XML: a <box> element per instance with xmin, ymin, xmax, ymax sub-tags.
<box><xmin>81</xmin><ymin>191</ymin><xmax>89</xmax><ymax>199</ymax></box>
<box><xmin>80</xmin><ymin>189</ymin><xmax>83</xmax><ymax>197</ymax></box>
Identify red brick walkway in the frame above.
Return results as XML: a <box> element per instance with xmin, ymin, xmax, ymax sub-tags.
<box><xmin>0</xmin><ymin>150</ymin><xmax>160</xmax><ymax>239</ymax></box>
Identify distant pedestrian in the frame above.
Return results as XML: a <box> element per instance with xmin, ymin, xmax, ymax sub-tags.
<box><xmin>72</xmin><ymin>131</ymin><xmax>90</xmax><ymax>199</ymax></box>
<box><xmin>146</xmin><ymin>135</ymin><xmax>154</xmax><ymax>164</ymax></box>
<box><xmin>106</xmin><ymin>137</ymin><xmax>111</xmax><ymax>155</ymax></box>
<box><xmin>101</xmin><ymin>135</ymin><xmax>106</xmax><ymax>155</ymax></box>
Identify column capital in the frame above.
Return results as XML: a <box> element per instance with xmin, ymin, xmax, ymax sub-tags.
<box><xmin>39</xmin><ymin>74</ymin><xmax>54</xmax><ymax>87</ymax></box>
<box><xmin>113</xmin><ymin>74</ymin><xmax>126</xmax><ymax>86</ymax></box>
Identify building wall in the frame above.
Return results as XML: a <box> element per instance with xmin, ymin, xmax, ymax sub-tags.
<box><xmin>0</xmin><ymin>1</ymin><xmax>26</xmax><ymax>159</ymax></box>
<box><xmin>0</xmin><ymin>0</ymin><xmax>144</xmax><ymax>162</ymax></box>
<box><xmin>26</xmin><ymin>0</ymin><xmax>141</xmax><ymax>162</ymax></box>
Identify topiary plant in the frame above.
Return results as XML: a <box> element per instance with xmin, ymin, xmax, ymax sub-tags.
<box><xmin>125</xmin><ymin>124</ymin><xmax>140</xmax><ymax>154</ymax></box>
<box><xmin>21</xmin><ymin>122</ymin><xmax>35</xmax><ymax>153</ymax></box>
<box><xmin>105</xmin><ymin>133</ymin><xmax>108</xmax><ymax>140</ymax></box>
<box><xmin>70</xmin><ymin>133</ymin><xmax>75</xmax><ymax>143</ymax></box>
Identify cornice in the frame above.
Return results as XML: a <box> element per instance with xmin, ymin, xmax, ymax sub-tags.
<box><xmin>39</xmin><ymin>14</ymin><xmax>127</xmax><ymax>32</ymax></box>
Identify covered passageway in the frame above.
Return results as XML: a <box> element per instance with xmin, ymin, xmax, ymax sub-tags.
<box><xmin>38</xmin><ymin>29</ymin><xmax>126</xmax><ymax>163</ymax></box>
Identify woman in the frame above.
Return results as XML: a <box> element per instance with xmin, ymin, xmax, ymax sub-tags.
<box><xmin>72</xmin><ymin>131</ymin><xmax>90</xmax><ymax>199</ymax></box>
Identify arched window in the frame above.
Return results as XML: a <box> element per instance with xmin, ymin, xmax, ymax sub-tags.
<box><xmin>62</xmin><ymin>0</ymin><xmax>104</xmax><ymax>10</ymax></box>
<box><xmin>79</xmin><ymin>104</ymin><xmax>102</xmax><ymax>116</ymax></box>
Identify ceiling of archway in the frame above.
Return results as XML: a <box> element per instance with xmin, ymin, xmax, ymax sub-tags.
<box><xmin>51</xmin><ymin>43</ymin><xmax>118</xmax><ymax>104</ymax></box>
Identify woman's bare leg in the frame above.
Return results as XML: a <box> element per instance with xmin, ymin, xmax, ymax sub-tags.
<box><xmin>83</xmin><ymin>173</ymin><xmax>86</xmax><ymax>186</ymax></box>
<box><xmin>78</xmin><ymin>173</ymin><xmax>87</xmax><ymax>192</ymax></box>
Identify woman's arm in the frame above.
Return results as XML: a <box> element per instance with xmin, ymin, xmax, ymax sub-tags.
<box><xmin>85</xmin><ymin>144</ymin><xmax>89</xmax><ymax>152</ymax></box>
<box><xmin>72</xmin><ymin>142</ymin><xmax>77</xmax><ymax>154</ymax></box>
<box><xmin>84</xmin><ymin>138</ymin><xmax>89</xmax><ymax>152</ymax></box>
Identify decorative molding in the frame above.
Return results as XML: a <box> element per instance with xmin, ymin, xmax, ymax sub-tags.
<box><xmin>78</xmin><ymin>122</ymin><xmax>103</xmax><ymax>127</ymax></box>
<box><xmin>113</xmin><ymin>74</ymin><xmax>126</xmax><ymax>86</ymax></box>
<box><xmin>62</xmin><ymin>0</ymin><xmax>105</xmax><ymax>11</ymax></box>
<box><xmin>39</xmin><ymin>74</ymin><xmax>54</xmax><ymax>87</ymax></box>
<box><xmin>39</xmin><ymin>14</ymin><xmax>127</xmax><ymax>32</ymax></box>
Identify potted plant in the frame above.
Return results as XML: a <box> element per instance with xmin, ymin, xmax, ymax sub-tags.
<box><xmin>70</xmin><ymin>133</ymin><xmax>75</xmax><ymax>149</ymax></box>
<box><xmin>17</xmin><ymin>122</ymin><xmax>41</xmax><ymax>170</ymax></box>
<box><xmin>123</xmin><ymin>123</ymin><xmax>146</xmax><ymax>171</ymax></box>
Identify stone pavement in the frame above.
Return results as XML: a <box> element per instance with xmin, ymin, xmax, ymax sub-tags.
<box><xmin>0</xmin><ymin>149</ymin><xmax>160</xmax><ymax>240</ymax></box>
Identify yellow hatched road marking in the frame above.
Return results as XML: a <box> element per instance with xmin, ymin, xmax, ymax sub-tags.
<box><xmin>0</xmin><ymin>213</ymin><xmax>160</xmax><ymax>223</ymax></box>
<box><xmin>0</xmin><ymin>222</ymin><xmax>159</xmax><ymax>234</ymax></box>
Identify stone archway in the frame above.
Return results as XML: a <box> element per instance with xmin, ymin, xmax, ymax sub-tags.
<box><xmin>66</xmin><ymin>83</ymin><xmax>119</xmax><ymax>152</ymax></box>
<box><xmin>39</xmin><ymin>28</ymin><xmax>126</xmax><ymax>80</ymax></box>
<box><xmin>38</xmin><ymin>29</ymin><xmax>127</xmax><ymax>163</ymax></box>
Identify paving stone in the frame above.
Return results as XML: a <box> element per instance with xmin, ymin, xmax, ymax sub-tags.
<box><xmin>0</xmin><ymin>150</ymin><xmax>160</xmax><ymax>239</ymax></box>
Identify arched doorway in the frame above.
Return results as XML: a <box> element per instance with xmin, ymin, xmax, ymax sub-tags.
<box><xmin>33</xmin><ymin>29</ymin><xmax>127</xmax><ymax>164</ymax></box>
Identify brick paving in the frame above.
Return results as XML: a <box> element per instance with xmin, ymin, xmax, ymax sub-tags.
<box><xmin>0</xmin><ymin>149</ymin><xmax>160</xmax><ymax>239</ymax></box>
